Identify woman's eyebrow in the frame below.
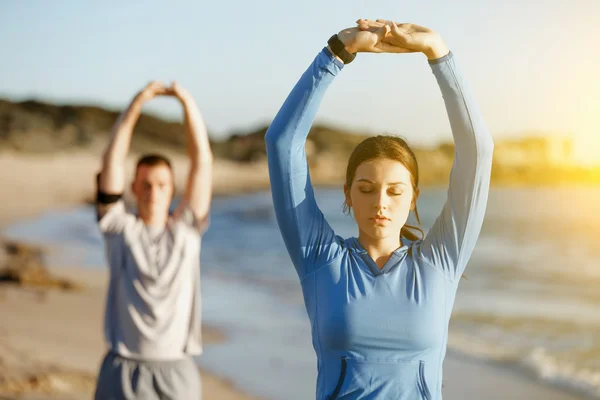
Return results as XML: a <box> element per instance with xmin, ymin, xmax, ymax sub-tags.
<box><xmin>356</xmin><ymin>179</ymin><xmax>408</xmax><ymax>186</ymax></box>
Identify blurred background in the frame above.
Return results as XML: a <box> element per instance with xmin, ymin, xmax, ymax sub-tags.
<box><xmin>0</xmin><ymin>1</ymin><xmax>599</xmax><ymax>399</ymax></box>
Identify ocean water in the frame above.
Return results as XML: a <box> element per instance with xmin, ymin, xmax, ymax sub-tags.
<box><xmin>3</xmin><ymin>186</ymin><xmax>600</xmax><ymax>399</ymax></box>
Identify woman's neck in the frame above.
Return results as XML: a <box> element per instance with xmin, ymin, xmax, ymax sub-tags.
<box><xmin>357</xmin><ymin>232</ymin><xmax>402</xmax><ymax>269</ymax></box>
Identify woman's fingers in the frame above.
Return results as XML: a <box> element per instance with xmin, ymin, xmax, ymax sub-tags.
<box><xmin>359</xmin><ymin>19</ymin><xmax>425</xmax><ymax>33</ymax></box>
<box><xmin>357</xmin><ymin>24</ymin><xmax>383</xmax><ymax>33</ymax></box>
<box><xmin>374</xmin><ymin>42</ymin><xmax>417</xmax><ymax>54</ymax></box>
<box><xmin>357</xmin><ymin>20</ymin><xmax>411</xmax><ymax>43</ymax></box>
<box><xmin>389</xmin><ymin>21</ymin><xmax>409</xmax><ymax>42</ymax></box>
<box><xmin>354</xmin><ymin>19</ymin><xmax>439</xmax><ymax>54</ymax></box>
<box><xmin>345</xmin><ymin>20</ymin><xmax>426</xmax><ymax>53</ymax></box>
<box><xmin>375</xmin><ymin>24</ymin><xmax>391</xmax><ymax>42</ymax></box>
<box><xmin>357</xmin><ymin>19</ymin><xmax>386</xmax><ymax>28</ymax></box>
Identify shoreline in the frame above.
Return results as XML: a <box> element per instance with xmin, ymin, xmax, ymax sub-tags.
<box><xmin>2</xmin><ymin>150</ymin><xmax>599</xmax><ymax>229</ymax></box>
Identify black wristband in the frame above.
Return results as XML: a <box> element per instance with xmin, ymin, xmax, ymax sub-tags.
<box><xmin>97</xmin><ymin>191</ymin><xmax>122</xmax><ymax>204</ymax></box>
<box><xmin>96</xmin><ymin>172</ymin><xmax>123</xmax><ymax>204</ymax></box>
<box><xmin>327</xmin><ymin>34</ymin><xmax>356</xmax><ymax>64</ymax></box>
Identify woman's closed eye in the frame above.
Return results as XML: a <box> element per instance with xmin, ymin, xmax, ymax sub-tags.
<box><xmin>357</xmin><ymin>185</ymin><xmax>404</xmax><ymax>195</ymax></box>
<box><xmin>356</xmin><ymin>184</ymin><xmax>374</xmax><ymax>193</ymax></box>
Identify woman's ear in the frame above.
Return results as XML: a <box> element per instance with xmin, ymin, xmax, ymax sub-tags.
<box><xmin>343</xmin><ymin>184</ymin><xmax>352</xmax><ymax>208</ymax></box>
<box><xmin>410</xmin><ymin>187</ymin><xmax>420</xmax><ymax>210</ymax></box>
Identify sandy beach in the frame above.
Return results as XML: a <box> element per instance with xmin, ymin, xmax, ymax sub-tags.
<box><xmin>0</xmin><ymin>151</ymin><xmax>590</xmax><ymax>400</ymax></box>
<box><xmin>0</xmin><ymin>265</ymin><xmax>259</xmax><ymax>400</ymax></box>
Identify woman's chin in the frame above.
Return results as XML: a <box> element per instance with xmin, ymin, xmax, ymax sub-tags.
<box><xmin>361</xmin><ymin>226</ymin><xmax>400</xmax><ymax>240</ymax></box>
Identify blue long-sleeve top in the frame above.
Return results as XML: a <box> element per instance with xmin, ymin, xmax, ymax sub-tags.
<box><xmin>265</xmin><ymin>48</ymin><xmax>494</xmax><ymax>400</ymax></box>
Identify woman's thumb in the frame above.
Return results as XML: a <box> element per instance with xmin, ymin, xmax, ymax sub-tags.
<box><xmin>377</xmin><ymin>24</ymin><xmax>391</xmax><ymax>41</ymax></box>
<box><xmin>390</xmin><ymin>21</ymin><xmax>404</xmax><ymax>38</ymax></box>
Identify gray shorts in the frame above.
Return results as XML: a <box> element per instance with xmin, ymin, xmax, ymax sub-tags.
<box><xmin>94</xmin><ymin>351</ymin><xmax>201</xmax><ymax>400</ymax></box>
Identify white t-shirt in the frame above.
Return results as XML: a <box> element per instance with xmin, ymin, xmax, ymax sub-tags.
<box><xmin>98</xmin><ymin>201</ymin><xmax>207</xmax><ymax>360</ymax></box>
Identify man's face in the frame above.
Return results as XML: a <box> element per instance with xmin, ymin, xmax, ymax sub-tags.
<box><xmin>132</xmin><ymin>164</ymin><xmax>174</xmax><ymax>220</ymax></box>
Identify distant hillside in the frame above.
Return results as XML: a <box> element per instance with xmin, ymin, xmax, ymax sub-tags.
<box><xmin>0</xmin><ymin>98</ymin><xmax>374</xmax><ymax>161</ymax></box>
<box><xmin>0</xmin><ymin>98</ymin><xmax>186</xmax><ymax>153</ymax></box>
<box><xmin>1</xmin><ymin>97</ymin><xmax>599</xmax><ymax>186</ymax></box>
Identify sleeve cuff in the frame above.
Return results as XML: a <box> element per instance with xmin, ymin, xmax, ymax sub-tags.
<box><xmin>428</xmin><ymin>51</ymin><xmax>453</xmax><ymax>65</ymax></box>
<box><xmin>322</xmin><ymin>47</ymin><xmax>345</xmax><ymax>70</ymax></box>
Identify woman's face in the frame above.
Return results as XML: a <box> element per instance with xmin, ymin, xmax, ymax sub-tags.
<box><xmin>345</xmin><ymin>158</ymin><xmax>417</xmax><ymax>242</ymax></box>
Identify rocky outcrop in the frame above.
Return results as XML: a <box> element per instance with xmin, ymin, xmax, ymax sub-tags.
<box><xmin>0</xmin><ymin>239</ymin><xmax>78</xmax><ymax>289</ymax></box>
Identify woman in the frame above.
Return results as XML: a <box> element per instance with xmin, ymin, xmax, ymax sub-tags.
<box><xmin>265</xmin><ymin>19</ymin><xmax>494</xmax><ymax>400</ymax></box>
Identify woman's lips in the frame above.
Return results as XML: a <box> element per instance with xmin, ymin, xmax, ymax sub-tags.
<box><xmin>370</xmin><ymin>216</ymin><xmax>390</xmax><ymax>224</ymax></box>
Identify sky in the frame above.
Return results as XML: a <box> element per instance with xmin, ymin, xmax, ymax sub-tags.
<box><xmin>1</xmin><ymin>0</ymin><xmax>598</xmax><ymax>164</ymax></box>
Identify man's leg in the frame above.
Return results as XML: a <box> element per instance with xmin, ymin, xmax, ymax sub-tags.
<box><xmin>94</xmin><ymin>351</ymin><xmax>130</xmax><ymax>400</ymax></box>
<box><xmin>149</xmin><ymin>356</ymin><xmax>201</xmax><ymax>400</ymax></box>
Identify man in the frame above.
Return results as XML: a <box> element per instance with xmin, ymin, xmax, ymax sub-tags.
<box><xmin>94</xmin><ymin>81</ymin><xmax>212</xmax><ymax>400</ymax></box>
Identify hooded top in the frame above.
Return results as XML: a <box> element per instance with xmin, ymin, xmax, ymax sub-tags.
<box><xmin>265</xmin><ymin>48</ymin><xmax>494</xmax><ymax>399</ymax></box>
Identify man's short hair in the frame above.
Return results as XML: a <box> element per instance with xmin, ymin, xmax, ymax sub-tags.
<box><xmin>136</xmin><ymin>154</ymin><xmax>173</xmax><ymax>174</ymax></box>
